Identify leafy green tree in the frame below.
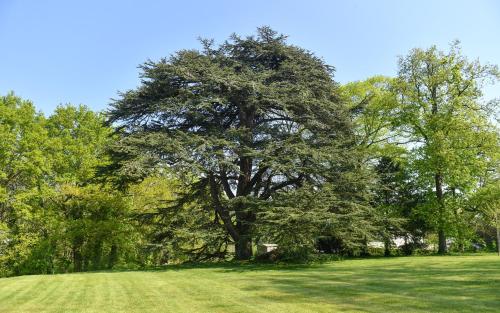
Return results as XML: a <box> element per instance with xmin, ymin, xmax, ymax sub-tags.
<box><xmin>0</xmin><ymin>93</ymin><xmax>48</xmax><ymax>214</ymax></box>
<box><xmin>372</xmin><ymin>157</ymin><xmax>408</xmax><ymax>256</ymax></box>
<box><xmin>0</xmin><ymin>93</ymin><xmax>50</xmax><ymax>276</ymax></box>
<box><xmin>475</xmin><ymin>183</ymin><xmax>500</xmax><ymax>255</ymax></box>
<box><xmin>341</xmin><ymin>76</ymin><xmax>402</xmax><ymax>159</ymax></box>
<box><xmin>394</xmin><ymin>42</ymin><xmax>499</xmax><ymax>253</ymax></box>
<box><xmin>0</xmin><ymin>100</ymin><xmax>136</xmax><ymax>276</ymax></box>
<box><xmin>48</xmin><ymin>184</ymin><xmax>136</xmax><ymax>272</ymax></box>
<box><xmin>130</xmin><ymin>175</ymin><xmax>231</xmax><ymax>263</ymax></box>
<box><xmin>471</xmin><ymin>149</ymin><xmax>500</xmax><ymax>255</ymax></box>
<box><xmin>107</xmin><ymin>27</ymin><xmax>370</xmax><ymax>260</ymax></box>
<box><xmin>44</xmin><ymin>105</ymin><xmax>134</xmax><ymax>272</ymax></box>
<box><xmin>341</xmin><ymin>77</ymin><xmax>409</xmax><ymax>256</ymax></box>
<box><xmin>46</xmin><ymin>105</ymin><xmax>112</xmax><ymax>184</ymax></box>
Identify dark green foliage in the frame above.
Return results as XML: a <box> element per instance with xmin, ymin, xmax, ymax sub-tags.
<box><xmin>373</xmin><ymin>157</ymin><xmax>431</xmax><ymax>255</ymax></box>
<box><xmin>107</xmin><ymin>27</ymin><xmax>374</xmax><ymax>260</ymax></box>
<box><xmin>130</xmin><ymin>176</ymin><xmax>232</xmax><ymax>263</ymax></box>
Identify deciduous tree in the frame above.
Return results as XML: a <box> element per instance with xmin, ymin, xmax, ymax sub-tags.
<box><xmin>394</xmin><ymin>42</ymin><xmax>499</xmax><ymax>253</ymax></box>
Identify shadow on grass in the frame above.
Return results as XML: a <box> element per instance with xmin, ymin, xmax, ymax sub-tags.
<box><xmin>96</xmin><ymin>260</ymin><xmax>319</xmax><ymax>274</ymax></box>
<box><xmin>93</xmin><ymin>255</ymin><xmax>500</xmax><ymax>312</ymax></box>
<box><xmin>5</xmin><ymin>255</ymin><xmax>498</xmax><ymax>312</ymax></box>
<box><xmin>94</xmin><ymin>254</ymin><xmax>494</xmax><ymax>312</ymax></box>
<box><xmin>89</xmin><ymin>253</ymin><xmax>498</xmax><ymax>274</ymax></box>
<box><xmin>231</xmin><ymin>256</ymin><xmax>500</xmax><ymax>312</ymax></box>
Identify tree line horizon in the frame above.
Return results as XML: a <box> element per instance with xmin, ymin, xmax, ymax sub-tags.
<box><xmin>0</xmin><ymin>27</ymin><xmax>499</xmax><ymax>276</ymax></box>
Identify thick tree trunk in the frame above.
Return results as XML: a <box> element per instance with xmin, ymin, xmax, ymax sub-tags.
<box><xmin>209</xmin><ymin>172</ymin><xmax>254</xmax><ymax>260</ymax></box>
<box><xmin>234</xmin><ymin>209</ymin><xmax>255</xmax><ymax>260</ymax></box>
<box><xmin>435</xmin><ymin>173</ymin><xmax>447</xmax><ymax>254</ymax></box>
<box><xmin>384</xmin><ymin>238</ymin><xmax>391</xmax><ymax>257</ymax></box>
<box><xmin>234</xmin><ymin>105</ymin><xmax>256</xmax><ymax>261</ymax></box>
<box><xmin>235</xmin><ymin>235</ymin><xmax>253</xmax><ymax>260</ymax></box>
<box><xmin>438</xmin><ymin>229</ymin><xmax>446</xmax><ymax>254</ymax></box>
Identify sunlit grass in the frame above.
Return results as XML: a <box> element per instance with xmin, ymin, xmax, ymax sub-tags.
<box><xmin>0</xmin><ymin>254</ymin><xmax>499</xmax><ymax>312</ymax></box>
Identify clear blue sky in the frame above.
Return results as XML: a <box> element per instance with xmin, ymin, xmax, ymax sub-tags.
<box><xmin>1</xmin><ymin>0</ymin><xmax>499</xmax><ymax>114</ymax></box>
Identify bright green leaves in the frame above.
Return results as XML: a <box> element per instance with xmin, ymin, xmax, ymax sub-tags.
<box><xmin>0</xmin><ymin>95</ymin><xmax>135</xmax><ymax>276</ymax></box>
<box><xmin>46</xmin><ymin>105</ymin><xmax>112</xmax><ymax>184</ymax></box>
<box><xmin>341</xmin><ymin>76</ymin><xmax>403</xmax><ymax>159</ymax></box>
<box><xmin>0</xmin><ymin>93</ymin><xmax>49</xmax><ymax>197</ymax></box>
<box><xmin>339</xmin><ymin>42</ymin><xmax>499</xmax><ymax>254</ymax></box>
<box><xmin>395</xmin><ymin>42</ymin><xmax>499</xmax><ymax>192</ymax></box>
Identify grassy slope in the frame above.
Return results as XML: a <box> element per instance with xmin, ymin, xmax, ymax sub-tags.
<box><xmin>0</xmin><ymin>255</ymin><xmax>499</xmax><ymax>313</ymax></box>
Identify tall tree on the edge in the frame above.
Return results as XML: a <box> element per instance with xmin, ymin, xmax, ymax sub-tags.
<box><xmin>394</xmin><ymin>42</ymin><xmax>499</xmax><ymax>254</ymax></box>
<box><xmin>106</xmin><ymin>27</ymin><xmax>361</xmax><ymax>260</ymax></box>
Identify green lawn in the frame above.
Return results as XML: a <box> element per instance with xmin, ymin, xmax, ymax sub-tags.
<box><xmin>0</xmin><ymin>255</ymin><xmax>499</xmax><ymax>313</ymax></box>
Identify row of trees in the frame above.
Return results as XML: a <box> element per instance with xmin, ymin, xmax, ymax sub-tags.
<box><xmin>1</xmin><ymin>28</ymin><xmax>499</xmax><ymax>276</ymax></box>
<box><xmin>0</xmin><ymin>100</ymin><xmax>139</xmax><ymax>276</ymax></box>
<box><xmin>342</xmin><ymin>43</ymin><xmax>500</xmax><ymax>254</ymax></box>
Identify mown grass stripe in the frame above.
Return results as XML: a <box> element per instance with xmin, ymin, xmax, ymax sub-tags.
<box><xmin>0</xmin><ymin>255</ymin><xmax>499</xmax><ymax>313</ymax></box>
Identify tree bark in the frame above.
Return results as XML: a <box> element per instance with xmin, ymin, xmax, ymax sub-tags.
<box><xmin>233</xmin><ymin>105</ymin><xmax>255</xmax><ymax>260</ymax></box>
<box><xmin>208</xmin><ymin>174</ymin><xmax>239</xmax><ymax>242</ymax></box>
<box><xmin>384</xmin><ymin>238</ymin><xmax>391</xmax><ymax>257</ymax></box>
<box><xmin>435</xmin><ymin>173</ymin><xmax>447</xmax><ymax>254</ymax></box>
<box><xmin>235</xmin><ymin>223</ymin><xmax>253</xmax><ymax>260</ymax></box>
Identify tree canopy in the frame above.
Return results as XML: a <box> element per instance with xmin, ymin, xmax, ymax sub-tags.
<box><xmin>393</xmin><ymin>42</ymin><xmax>499</xmax><ymax>253</ymax></box>
<box><xmin>1</xmin><ymin>29</ymin><xmax>499</xmax><ymax>276</ymax></box>
<box><xmin>107</xmin><ymin>27</ymin><xmax>372</xmax><ymax>259</ymax></box>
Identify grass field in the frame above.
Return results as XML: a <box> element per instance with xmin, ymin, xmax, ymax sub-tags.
<box><xmin>0</xmin><ymin>255</ymin><xmax>499</xmax><ymax>313</ymax></box>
